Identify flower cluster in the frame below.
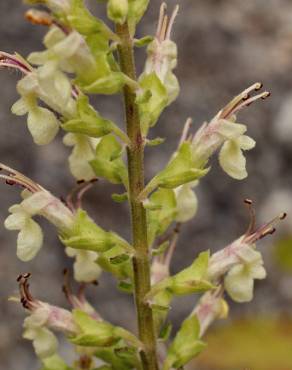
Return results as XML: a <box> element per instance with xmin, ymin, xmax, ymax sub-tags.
<box><xmin>0</xmin><ymin>1</ymin><xmax>286</xmax><ymax>370</ymax></box>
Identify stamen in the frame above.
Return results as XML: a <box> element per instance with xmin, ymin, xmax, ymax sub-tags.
<box><xmin>157</xmin><ymin>3</ymin><xmax>167</xmax><ymax>39</ymax></box>
<box><xmin>0</xmin><ymin>52</ymin><xmax>32</xmax><ymax>74</ymax></box>
<box><xmin>166</xmin><ymin>5</ymin><xmax>179</xmax><ymax>40</ymax></box>
<box><xmin>220</xmin><ymin>83</ymin><xmax>265</xmax><ymax>119</ymax></box>
<box><xmin>245</xmin><ymin>212</ymin><xmax>287</xmax><ymax>244</ymax></box>
<box><xmin>0</xmin><ymin>164</ymin><xmax>42</xmax><ymax>193</ymax></box>
<box><xmin>66</xmin><ymin>180</ymin><xmax>96</xmax><ymax>211</ymax></box>
<box><xmin>231</xmin><ymin>91</ymin><xmax>270</xmax><ymax>116</ymax></box>
<box><xmin>244</xmin><ymin>198</ymin><xmax>256</xmax><ymax>235</ymax></box>
<box><xmin>17</xmin><ymin>273</ymin><xmax>35</xmax><ymax>310</ymax></box>
<box><xmin>179</xmin><ymin>117</ymin><xmax>193</xmax><ymax>146</ymax></box>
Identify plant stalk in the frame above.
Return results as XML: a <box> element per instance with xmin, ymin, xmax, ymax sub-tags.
<box><xmin>116</xmin><ymin>22</ymin><xmax>159</xmax><ymax>370</ymax></box>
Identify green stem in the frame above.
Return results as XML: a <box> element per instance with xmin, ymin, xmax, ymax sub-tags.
<box><xmin>116</xmin><ymin>22</ymin><xmax>159</xmax><ymax>370</ymax></box>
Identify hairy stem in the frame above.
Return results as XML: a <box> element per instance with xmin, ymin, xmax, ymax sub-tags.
<box><xmin>116</xmin><ymin>22</ymin><xmax>159</xmax><ymax>370</ymax></box>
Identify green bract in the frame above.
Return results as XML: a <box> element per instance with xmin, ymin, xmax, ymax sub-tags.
<box><xmin>62</xmin><ymin>95</ymin><xmax>113</xmax><ymax>138</ymax></box>
<box><xmin>163</xmin><ymin>315</ymin><xmax>206</xmax><ymax>369</ymax></box>
<box><xmin>141</xmin><ymin>142</ymin><xmax>208</xmax><ymax>199</ymax></box>
<box><xmin>71</xmin><ymin>310</ymin><xmax>141</xmax><ymax>348</ymax></box>
<box><xmin>41</xmin><ymin>355</ymin><xmax>73</xmax><ymax>370</ymax></box>
<box><xmin>60</xmin><ymin>209</ymin><xmax>132</xmax><ymax>254</ymax></box>
<box><xmin>147</xmin><ymin>251</ymin><xmax>213</xmax><ymax>306</ymax></box>
<box><xmin>90</xmin><ymin>134</ymin><xmax>128</xmax><ymax>185</ymax></box>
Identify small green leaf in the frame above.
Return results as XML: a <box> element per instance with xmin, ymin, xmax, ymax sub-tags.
<box><xmin>134</xmin><ymin>36</ymin><xmax>154</xmax><ymax>47</ymax></box>
<box><xmin>111</xmin><ymin>192</ymin><xmax>128</xmax><ymax>203</ymax></box>
<box><xmin>146</xmin><ymin>137</ymin><xmax>165</xmax><ymax>146</ymax></box>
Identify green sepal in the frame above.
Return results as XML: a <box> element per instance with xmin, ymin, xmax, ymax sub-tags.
<box><xmin>80</xmin><ymin>72</ymin><xmax>126</xmax><ymax>95</ymax></box>
<box><xmin>94</xmin><ymin>342</ymin><xmax>140</xmax><ymax>370</ymax></box>
<box><xmin>60</xmin><ymin>209</ymin><xmax>131</xmax><ymax>254</ymax></box>
<box><xmin>71</xmin><ymin>310</ymin><xmax>141</xmax><ymax>349</ymax></box>
<box><xmin>147</xmin><ymin>188</ymin><xmax>177</xmax><ymax>246</ymax></box>
<box><xmin>90</xmin><ymin>134</ymin><xmax>128</xmax><ymax>186</ymax></box>
<box><xmin>110</xmin><ymin>254</ymin><xmax>130</xmax><ymax>265</ymax></box>
<box><xmin>97</xmin><ymin>246</ymin><xmax>133</xmax><ymax>280</ymax></box>
<box><xmin>134</xmin><ymin>36</ymin><xmax>154</xmax><ymax>47</ymax></box>
<box><xmin>128</xmin><ymin>0</ymin><xmax>150</xmax><ymax>35</ymax></box>
<box><xmin>138</xmin><ymin>72</ymin><xmax>168</xmax><ymax>135</ymax></box>
<box><xmin>62</xmin><ymin>95</ymin><xmax>113</xmax><ymax>138</ymax></box>
<box><xmin>107</xmin><ymin>0</ymin><xmax>129</xmax><ymax>25</ymax></box>
<box><xmin>71</xmin><ymin>310</ymin><xmax>119</xmax><ymax>347</ymax></box>
<box><xmin>143</xmin><ymin>143</ymin><xmax>209</xmax><ymax>197</ymax></box>
<box><xmin>148</xmin><ymin>251</ymin><xmax>213</xmax><ymax>301</ymax></box>
<box><xmin>40</xmin><ymin>355</ymin><xmax>73</xmax><ymax>370</ymax></box>
<box><xmin>68</xmin><ymin>0</ymin><xmax>117</xmax><ymax>39</ymax></box>
<box><xmin>111</xmin><ymin>192</ymin><xmax>128</xmax><ymax>203</ymax></box>
<box><xmin>163</xmin><ymin>315</ymin><xmax>206</xmax><ymax>369</ymax></box>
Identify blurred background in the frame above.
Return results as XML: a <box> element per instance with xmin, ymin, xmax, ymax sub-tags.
<box><xmin>1</xmin><ymin>0</ymin><xmax>292</xmax><ymax>369</ymax></box>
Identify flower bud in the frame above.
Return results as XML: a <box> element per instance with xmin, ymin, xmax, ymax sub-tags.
<box><xmin>107</xmin><ymin>0</ymin><xmax>129</xmax><ymax>25</ymax></box>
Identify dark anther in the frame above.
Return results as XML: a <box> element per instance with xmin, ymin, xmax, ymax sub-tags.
<box><xmin>244</xmin><ymin>198</ymin><xmax>253</xmax><ymax>205</ymax></box>
<box><xmin>242</xmin><ymin>94</ymin><xmax>250</xmax><ymax>101</ymax></box>
<box><xmin>6</xmin><ymin>179</ymin><xmax>16</xmax><ymax>186</ymax></box>
<box><xmin>255</xmin><ymin>83</ymin><xmax>263</xmax><ymax>91</ymax></box>
<box><xmin>77</xmin><ymin>179</ymin><xmax>85</xmax><ymax>184</ymax></box>
<box><xmin>262</xmin><ymin>92</ymin><xmax>271</xmax><ymax>99</ymax></box>
<box><xmin>22</xmin><ymin>272</ymin><xmax>31</xmax><ymax>279</ymax></box>
<box><xmin>90</xmin><ymin>178</ymin><xmax>98</xmax><ymax>183</ymax></box>
<box><xmin>280</xmin><ymin>212</ymin><xmax>287</xmax><ymax>220</ymax></box>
